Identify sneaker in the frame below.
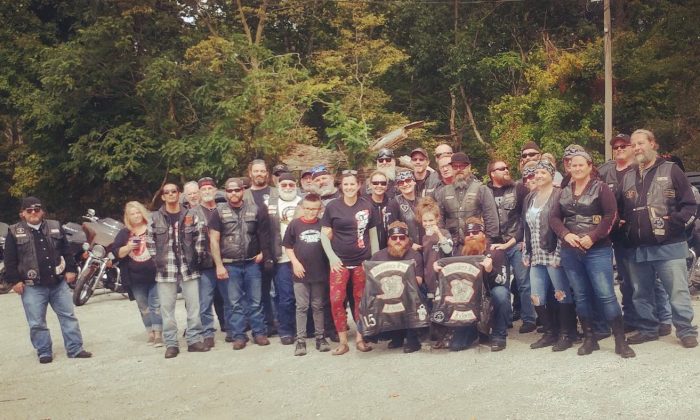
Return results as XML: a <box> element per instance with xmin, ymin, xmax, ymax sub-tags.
<box><xmin>254</xmin><ymin>335</ymin><xmax>270</xmax><ymax>346</ymax></box>
<box><xmin>519</xmin><ymin>322</ymin><xmax>537</xmax><ymax>334</ymax></box>
<box><xmin>280</xmin><ymin>336</ymin><xmax>295</xmax><ymax>345</ymax></box>
<box><xmin>204</xmin><ymin>337</ymin><xmax>215</xmax><ymax>348</ymax></box>
<box><xmin>626</xmin><ymin>332</ymin><xmax>659</xmax><ymax>345</ymax></box>
<box><xmin>165</xmin><ymin>347</ymin><xmax>179</xmax><ymax>358</ymax></box>
<box><xmin>680</xmin><ymin>336</ymin><xmax>698</xmax><ymax>348</ymax></box>
<box><xmin>39</xmin><ymin>355</ymin><xmax>53</xmax><ymax>364</ymax></box>
<box><xmin>659</xmin><ymin>323</ymin><xmax>672</xmax><ymax>337</ymax></box>
<box><xmin>316</xmin><ymin>337</ymin><xmax>331</xmax><ymax>352</ymax></box>
<box><xmin>232</xmin><ymin>339</ymin><xmax>246</xmax><ymax>350</ymax></box>
<box><xmin>294</xmin><ymin>339</ymin><xmax>307</xmax><ymax>356</ymax></box>
<box><xmin>187</xmin><ymin>342</ymin><xmax>210</xmax><ymax>352</ymax></box>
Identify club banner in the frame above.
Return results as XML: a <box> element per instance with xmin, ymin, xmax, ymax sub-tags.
<box><xmin>431</xmin><ymin>256</ymin><xmax>490</xmax><ymax>331</ymax></box>
<box><xmin>360</xmin><ymin>259</ymin><xmax>429</xmax><ymax>336</ymax></box>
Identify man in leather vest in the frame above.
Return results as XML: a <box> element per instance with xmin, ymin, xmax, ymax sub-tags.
<box><xmin>191</xmin><ymin>178</ymin><xmax>231</xmax><ymax>348</ymax></box>
<box><xmin>619</xmin><ymin>129</ymin><xmax>698</xmax><ymax>348</ymax></box>
<box><xmin>147</xmin><ymin>183</ymin><xmax>210</xmax><ymax>358</ymax></box>
<box><xmin>599</xmin><ymin>134</ymin><xmax>672</xmax><ymax>335</ymax></box>
<box><xmin>209</xmin><ymin>177</ymin><xmax>272</xmax><ymax>350</ymax></box>
<box><xmin>268</xmin><ymin>172</ymin><xmax>302</xmax><ymax>345</ymax></box>
<box><xmin>433</xmin><ymin>152</ymin><xmax>499</xmax><ymax>246</ymax></box>
<box><xmin>487</xmin><ymin>159</ymin><xmax>536</xmax><ymax>333</ymax></box>
<box><xmin>4</xmin><ymin>197</ymin><xmax>92</xmax><ymax>364</ymax></box>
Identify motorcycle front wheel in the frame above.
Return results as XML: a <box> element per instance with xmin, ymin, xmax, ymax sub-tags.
<box><xmin>73</xmin><ymin>264</ymin><xmax>100</xmax><ymax>306</ymax></box>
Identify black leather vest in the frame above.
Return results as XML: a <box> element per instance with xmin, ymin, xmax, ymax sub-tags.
<box><xmin>621</xmin><ymin>161</ymin><xmax>675</xmax><ymax>243</ymax></box>
<box><xmin>394</xmin><ymin>195</ymin><xmax>421</xmax><ymax>243</ymax></box>
<box><xmin>10</xmin><ymin>220</ymin><xmax>63</xmax><ymax>284</ymax></box>
<box><xmin>217</xmin><ymin>200</ymin><xmax>261</xmax><ymax>262</ymax></box>
<box><xmin>151</xmin><ymin>208</ymin><xmax>199</xmax><ymax>272</ymax></box>
<box><xmin>559</xmin><ymin>180</ymin><xmax>604</xmax><ymax>235</ymax></box>
<box><xmin>442</xmin><ymin>179</ymin><xmax>482</xmax><ymax>244</ymax></box>
<box><xmin>493</xmin><ymin>184</ymin><xmax>520</xmax><ymax>242</ymax></box>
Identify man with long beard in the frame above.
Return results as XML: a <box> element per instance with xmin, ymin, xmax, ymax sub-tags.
<box><xmin>370</xmin><ymin>221</ymin><xmax>424</xmax><ymax>353</ymax></box>
<box><xmin>267</xmin><ymin>173</ymin><xmax>303</xmax><ymax>345</ymax></box>
<box><xmin>487</xmin><ymin>159</ymin><xmax>536</xmax><ymax>333</ymax></box>
<box><xmin>433</xmin><ymin>152</ymin><xmax>499</xmax><ymax>247</ymax></box>
<box><xmin>436</xmin><ymin>218</ymin><xmax>512</xmax><ymax>351</ymax></box>
<box><xmin>619</xmin><ymin>129</ymin><xmax>698</xmax><ymax>348</ymax></box>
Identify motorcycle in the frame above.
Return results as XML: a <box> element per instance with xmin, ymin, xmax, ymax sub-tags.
<box><xmin>0</xmin><ymin>222</ymin><xmax>10</xmax><ymax>294</ymax></box>
<box><xmin>72</xmin><ymin>209</ymin><xmax>126</xmax><ymax>306</ymax></box>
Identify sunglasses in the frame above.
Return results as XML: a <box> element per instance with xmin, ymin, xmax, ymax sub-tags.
<box><xmin>377</xmin><ymin>158</ymin><xmax>393</xmax><ymax>164</ymax></box>
<box><xmin>397</xmin><ymin>179</ymin><xmax>414</xmax><ymax>186</ymax></box>
<box><xmin>613</xmin><ymin>144</ymin><xmax>629</xmax><ymax>150</ymax></box>
<box><xmin>162</xmin><ymin>189</ymin><xmax>178</xmax><ymax>195</ymax></box>
<box><xmin>390</xmin><ymin>235</ymin><xmax>408</xmax><ymax>241</ymax></box>
<box><xmin>226</xmin><ymin>188</ymin><xmax>243</xmax><ymax>193</ymax></box>
<box><xmin>371</xmin><ymin>181</ymin><xmax>388</xmax><ymax>186</ymax></box>
<box><xmin>279</xmin><ymin>182</ymin><xmax>296</xmax><ymax>188</ymax></box>
<box><xmin>451</xmin><ymin>163</ymin><xmax>469</xmax><ymax>170</ymax></box>
<box><xmin>25</xmin><ymin>207</ymin><xmax>42</xmax><ymax>214</ymax></box>
<box><xmin>465</xmin><ymin>231</ymin><xmax>482</xmax><ymax>237</ymax></box>
<box><xmin>521</xmin><ymin>152</ymin><xmax>540</xmax><ymax>158</ymax></box>
<box><xmin>492</xmin><ymin>166</ymin><xmax>509</xmax><ymax>172</ymax></box>
<box><xmin>341</xmin><ymin>169</ymin><xmax>358</xmax><ymax>175</ymax></box>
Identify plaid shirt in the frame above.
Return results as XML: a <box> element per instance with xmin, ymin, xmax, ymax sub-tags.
<box><xmin>146</xmin><ymin>209</ymin><xmax>206</xmax><ymax>283</ymax></box>
<box><xmin>524</xmin><ymin>204</ymin><xmax>561</xmax><ymax>267</ymax></box>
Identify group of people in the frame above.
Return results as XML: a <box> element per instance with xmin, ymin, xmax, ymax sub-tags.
<box><xmin>4</xmin><ymin>128</ymin><xmax>698</xmax><ymax>363</ymax></box>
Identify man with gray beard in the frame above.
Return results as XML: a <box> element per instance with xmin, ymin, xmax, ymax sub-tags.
<box><xmin>433</xmin><ymin>152</ymin><xmax>499</xmax><ymax>247</ymax></box>
<box><xmin>619</xmin><ymin>129</ymin><xmax>698</xmax><ymax>348</ymax></box>
<box><xmin>267</xmin><ymin>173</ymin><xmax>303</xmax><ymax>344</ymax></box>
<box><xmin>310</xmin><ymin>166</ymin><xmax>341</xmax><ymax>206</ymax></box>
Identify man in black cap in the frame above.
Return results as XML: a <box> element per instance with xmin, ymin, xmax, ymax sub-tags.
<box><xmin>433</xmin><ymin>152</ymin><xmax>500</xmax><ymax>246</ymax></box>
<box><xmin>4</xmin><ymin>197</ymin><xmax>92</xmax><ymax>363</ymax></box>
<box><xmin>300</xmin><ymin>169</ymin><xmax>315</xmax><ymax>194</ymax></box>
<box><xmin>272</xmin><ymin>163</ymin><xmax>290</xmax><ymax>187</ymax></box>
<box><xmin>519</xmin><ymin>141</ymin><xmax>541</xmax><ymax>170</ymax></box>
<box><xmin>410</xmin><ymin>148</ymin><xmax>440</xmax><ymax>198</ymax></box>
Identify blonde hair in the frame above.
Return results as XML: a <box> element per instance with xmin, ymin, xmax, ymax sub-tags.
<box><xmin>123</xmin><ymin>201</ymin><xmax>150</xmax><ymax>231</ymax></box>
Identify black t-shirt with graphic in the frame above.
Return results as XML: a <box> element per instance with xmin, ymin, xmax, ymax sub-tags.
<box><xmin>321</xmin><ymin>197</ymin><xmax>378</xmax><ymax>267</ymax></box>
<box><xmin>282</xmin><ymin>218</ymin><xmax>328</xmax><ymax>283</ymax></box>
<box><xmin>250</xmin><ymin>186</ymin><xmax>271</xmax><ymax>208</ymax></box>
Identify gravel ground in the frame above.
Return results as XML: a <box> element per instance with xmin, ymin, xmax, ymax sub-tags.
<box><xmin>1</xmin><ymin>289</ymin><xmax>699</xmax><ymax>420</ymax></box>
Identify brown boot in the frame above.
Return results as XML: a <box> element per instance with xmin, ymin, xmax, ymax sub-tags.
<box><xmin>577</xmin><ymin>318</ymin><xmax>600</xmax><ymax>356</ymax></box>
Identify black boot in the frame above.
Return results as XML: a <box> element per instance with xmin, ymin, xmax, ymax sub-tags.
<box><xmin>611</xmin><ymin>316</ymin><xmax>636</xmax><ymax>358</ymax></box>
<box><xmin>577</xmin><ymin>318</ymin><xmax>600</xmax><ymax>355</ymax></box>
<box><xmin>552</xmin><ymin>303</ymin><xmax>576</xmax><ymax>352</ymax></box>
<box><xmin>531</xmin><ymin>306</ymin><xmax>557</xmax><ymax>349</ymax></box>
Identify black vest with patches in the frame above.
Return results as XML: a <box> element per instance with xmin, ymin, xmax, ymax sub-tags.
<box><xmin>621</xmin><ymin>161</ymin><xmax>675</xmax><ymax>243</ymax></box>
<box><xmin>394</xmin><ymin>195</ymin><xmax>422</xmax><ymax>244</ymax></box>
<box><xmin>151</xmin><ymin>208</ymin><xmax>199</xmax><ymax>272</ymax></box>
<box><xmin>10</xmin><ymin>220</ymin><xmax>63</xmax><ymax>285</ymax></box>
<box><xmin>217</xmin><ymin>200</ymin><xmax>261</xmax><ymax>262</ymax></box>
<box><xmin>494</xmin><ymin>184</ymin><xmax>520</xmax><ymax>242</ymax></box>
<box><xmin>442</xmin><ymin>179</ymin><xmax>482</xmax><ymax>243</ymax></box>
<box><xmin>559</xmin><ymin>180</ymin><xmax>604</xmax><ymax>235</ymax></box>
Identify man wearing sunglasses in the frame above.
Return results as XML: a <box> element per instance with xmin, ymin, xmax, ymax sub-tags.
<box><xmin>487</xmin><ymin>160</ymin><xmax>536</xmax><ymax>334</ymax></box>
<box><xmin>519</xmin><ymin>141</ymin><xmax>541</xmax><ymax>170</ymax></box>
<box><xmin>209</xmin><ymin>177</ymin><xmax>272</xmax><ymax>350</ymax></box>
<box><xmin>147</xmin><ymin>183</ymin><xmax>209</xmax><ymax>358</ymax></box>
<box><xmin>4</xmin><ymin>197</ymin><xmax>92</xmax><ymax>364</ymax></box>
<box><xmin>433</xmin><ymin>152</ymin><xmax>500</xmax><ymax>247</ymax></box>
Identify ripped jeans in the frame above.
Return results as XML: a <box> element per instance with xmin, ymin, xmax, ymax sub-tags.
<box><xmin>529</xmin><ymin>264</ymin><xmax>573</xmax><ymax>305</ymax></box>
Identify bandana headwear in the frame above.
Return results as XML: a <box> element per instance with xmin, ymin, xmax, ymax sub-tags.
<box><xmin>388</xmin><ymin>226</ymin><xmax>409</xmax><ymax>236</ymax></box>
<box><xmin>569</xmin><ymin>150</ymin><xmax>593</xmax><ymax>163</ymax></box>
<box><xmin>197</xmin><ymin>177</ymin><xmax>217</xmax><ymax>189</ymax></box>
<box><xmin>563</xmin><ymin>144</ymin><xmax>585</xmax><ymax>159</ymax></box>
<box><xmin>396</xmin><ymin>170</ymin><xmax>415</xmax><ymax>182</ymax></box>
<box><xmin>535</xmin><ymin>160</ymin><xmax>556</xmax><ymax>177</ymax></box>
<box><xmin>465</xmin><ymin>223</ymin><xmax>484</xmax><ymax>234</ymax></box>
<box><xmin>522</xmin><ymin>165</ymin><xmax>536</xmax><ymax>179</ymax></box>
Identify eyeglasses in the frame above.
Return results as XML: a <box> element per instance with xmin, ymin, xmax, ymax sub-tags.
<box><xmin>25</xmin><ymin>208</ymin><xmax>42</xmax><ymax>214</ymax></box>
<box><xmin>371</xmin><ymin>181</ymin><xmax>388</xmax><ymax>186</ymax></box>
<box><xmin>411</xmin><ymin>157</ymin><xmax>426</xmax><ymax>162</ymax></box>
<box><xmin>303</xmin><ymin>206</ymin><xmax>322</xmax><ymax>211</ymax></box>
<box><xmin>521</xmin><ymin>152</ymin><xmax>540</xmax><ymax>158</ymax></box>
<box><xmin>396</xmin><ymin>179</ymin><xmax>414</xmax><ymax>186</ymax></box>
<box><xmin>225</xmin><ymin>188</ymin><xmax>243</xmax><ymax>193</ymax></box>
<box><xmin>613</xmin><ymin>144</ymin><xmax>629</xmax><ymax>151</ymax></box>
<box><xmin>492</xmin><ymin>166</ymin><xmax>509</xmax><ymax>172</ymax></box>
<box><xmin>451</xmin><ymin>163</ymin><xmax>469</xmax><ymax>170</ymax></box>
<box><xmin>390</xmin><ymin>235</ymin><xmax>408</xmax><ymax>241</ymax></box>
<box><xmin>377</xmin><ymin>158</ymin><xmax>393</xmax><ymax>163</ymax></box>
<box><xmin>341</xmin><ymin>169</ymin><xmax>358</xmax><ymax>175</ymax></box>
<box><xmin>162</xmin><ymin>189</ymin><xmax>178</xmax><ymax>195</ymax></box>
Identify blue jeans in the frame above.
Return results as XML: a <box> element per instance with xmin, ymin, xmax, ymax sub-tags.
<box><xmin>560</xmin><ymin>246</ymin><xmax>621</xmax><ymax>321</ymax></box>
<box><xmin>490</xmin><ymin>285</ymin><xmax>512</xmax><ymax>341</ymax></box>
<box><xmin>273</xmin><ymin>262</ymin><xmax>297</xmax><ymax>338</ymax></box>
<box><xmin>616</xmin><ymin>246</ymin><xmax>672</xmax><ymax>328</ymax></box>
<box><xmin>157</xmin><ymin>280</ymin><xmax>203</xmax><ymax>348</ymax></box>
<box><xmin>20</xmin><ymin>281</ymin><xmax>85</xmax><ymax>358</ymax></box>
<box><xmin>199</xmin><ymin>268</ymin><xmax>231</xmax><ymax>339</ymax></box>
<box><xmin>529</xmin><ymin>264</ymin><xmax>573</xmax><ymax>304</ymax></box>
<box><xmin>227</xmin><ymin>262</ymin><xmax>267</xmax><ymax>340</ymax></box>
<box><xmin>505</xmin><ymin>246</ymin><xmax>535</xmax><ymax>324</ymax></box>
<box><xmin>627</xmin><ymin>256</ymin><xmax>698</xmax><ymax>338</ymax></box>
<box><xmin>130</xmin><ymin>282</ymin><xmax>162</xmax><ymax>331</ymax></box>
